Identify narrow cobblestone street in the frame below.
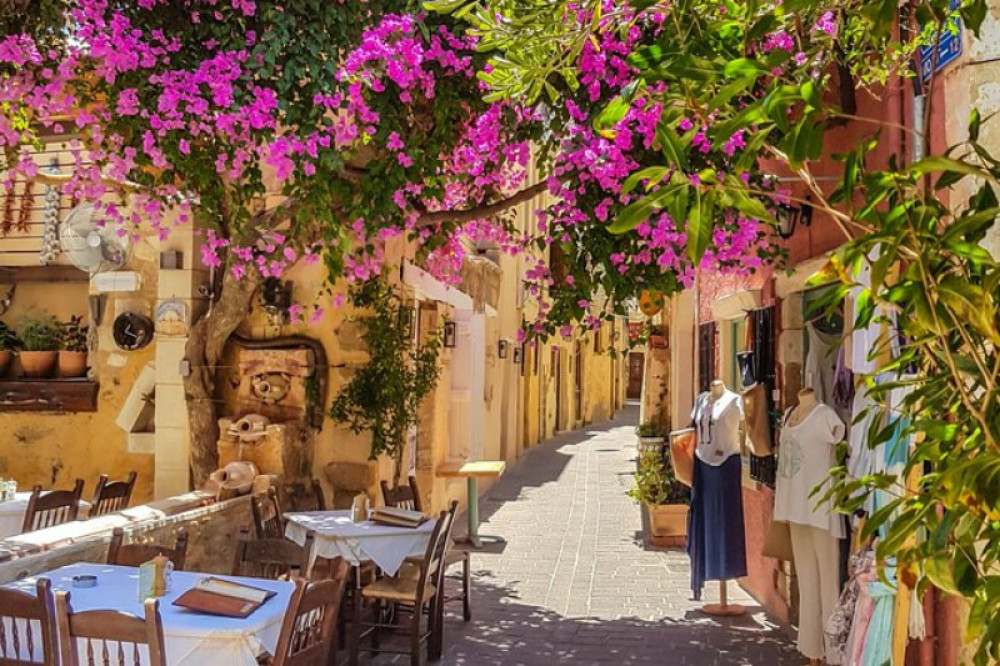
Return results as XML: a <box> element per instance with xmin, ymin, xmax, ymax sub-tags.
<box><xmin>435</xmin><ymin>404</ymin><xmax>800</xmax><ymax>665</ymax></box>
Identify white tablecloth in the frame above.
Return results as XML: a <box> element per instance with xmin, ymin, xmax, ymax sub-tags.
<box><xmin>0</xmin><ymin>492</ymin><xmax>92</xmax><ymax>539</ymax></box>
<box><xmin>4</xmin><ymin>562</ymin><xmax>294</xmax><ymax>666</ymax></box>
<box><xmin>284</xmin><ymin>510</ymin><xmax>435</xmax><ymax>575</ymax></box>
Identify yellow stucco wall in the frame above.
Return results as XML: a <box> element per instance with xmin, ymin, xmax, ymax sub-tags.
<box><xmin>0</xmin><ymin>244</ymin><xmax>160</xmax><ymax>504</ymax></box>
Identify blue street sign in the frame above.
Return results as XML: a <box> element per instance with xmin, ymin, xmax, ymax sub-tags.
<box><xmin>919</xmin><ymin>2</ymin><xmax>963</xmax><ymax>82</ymax></box>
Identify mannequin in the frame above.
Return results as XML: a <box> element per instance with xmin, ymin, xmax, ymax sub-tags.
<box><xmin>776</xmin><ymin>387</ymin><xmax>846</xmax><ymax>665</ymax></box>
<box><xmin>688</xmin><ymin>378</ymin><xmax>748</xmax><ymax>617</ymax></box>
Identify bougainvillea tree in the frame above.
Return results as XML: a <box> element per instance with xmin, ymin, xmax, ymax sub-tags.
<box><xmin>2</xmin><ymin>0</ymin><xmax>784</xmax><ymax>483</ymax></box>
<box><xmin>442</xmin><ymin>0</ymin><xmax>1000</xmax><ymax>659</ymax></box>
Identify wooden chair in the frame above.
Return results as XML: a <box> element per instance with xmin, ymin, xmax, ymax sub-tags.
<box><xmin>54</xmin><ymin>590</ymin><xmax>165</xmax><ymax>666</ymax></box>
<box><xmin>264</xmin><ymin>561</ymin><xmax>350</xmax><ymax>666</ymax></box>
<box><xmin>251</xmin><ymin>487</ymin><xmax>284</xmax><ymax>539</ymax></box>
<box><xmin>290</xmin><ymin>480</ymin><xmax>326</xmax><ymax>512</ymax></box>
<box><xmin>232</xmin><ymin>526</ymin><xmax>315</xmax><ymax>581</ymax></box>
<box><xmin>356</xmin><ymin>501</ymin><xmax>458</xmax><ymax>666</ymax></box>
<box><xmin>106</xmin><ymin>527</ymin><xmax>188</xmax><ymax>571</ymax></box>
<box><xmin>0</xmin><ymin>578</ymin><xmax>59</xmax><ymax>665</ymax></box>
<box><xmin>383</xmin><ymin>478</ymin><xmax>472</xmax><ymax>622</ymax></box>
<box><xmin>89</xmin><ymin>473</ymin><xmax>137</xmax><ymax>518</ymax></box>
<box><xmin>22</xmin><ymin>480</ymin><xmax>85</xmax><ymax>534</ymax></box>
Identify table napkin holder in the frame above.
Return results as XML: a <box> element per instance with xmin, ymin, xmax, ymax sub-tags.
<box><xmin>351</xmin><ymin>493</ymin><xmax>369</xmax><ymax>523</ymax></box>
<box><xmin>138</xmin><ymin>553</ymin><xmax>172</xmax><ymax>600</ymax></box>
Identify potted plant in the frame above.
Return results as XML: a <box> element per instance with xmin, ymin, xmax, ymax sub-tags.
<box><xmin>0</xmin><ymin>321</ymin><xmax>21</xmax><ymax>377</ymax></box>
<box><xmin>629</xmin><ymin>448</ymin><xmax>691</xmax><ymax>548</ymax></box>
<box><xmin>636</xmin><ymin>417</ymin><xmax>667</xmax><ymax>456</ymax></box>
<box><xmin>647</xmin><ymin>324</ymin><xmax>667</xmax><ymax>349</ymax></box>
<box><xmin>18</xmin><ymin>315</ymin><xmax>61</xmax><ymax>378</ymax></box>
<box><xmin>59</xmin><ymin>315</ymin><xmax>89</xmax><ymax>378</ymax></box>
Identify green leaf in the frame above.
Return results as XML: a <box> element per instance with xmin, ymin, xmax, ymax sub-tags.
<box><xmin>911</xmin><ymin>155</ymin><xmax>994</xmax><ymax>184</ymax></box>
<box><xmin>723</xmin><ymin>58</ymin><xmax>767</xmax><ymax>78</ymax></box>
<box><xmin>970</xmin><ymin>108</ymin><xmax>983</xmax><ymax>142</ymax></box>
<box><xmin>594</xmin><ymin>97</ymin><xmax>630</xmax><ymax>134</ymax></box>
<box><xmin>609</xmin><ymin>197</ymin><xmax>655</xmax><ymax>234</ymax></box>
<box><xmin>623</xmin><ymin>167</ymin><xmax>669</xmax><ymax>195</ymax></box>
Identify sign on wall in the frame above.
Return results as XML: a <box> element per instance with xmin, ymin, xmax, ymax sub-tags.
<box><xmin>919</xmin><ymin>0</ymin><xmax>963</xmax><ymax>82</ymax></box>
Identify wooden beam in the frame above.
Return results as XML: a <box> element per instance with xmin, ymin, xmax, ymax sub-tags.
<box><xmin>0</xmin><ymin>379</ymin><xmax>99</xmax><ymax>413</ymax></box>
<box><xmin>0</xmin><ymin>265</ymin><xmax>89</xmax><ymax>283</ymax></box>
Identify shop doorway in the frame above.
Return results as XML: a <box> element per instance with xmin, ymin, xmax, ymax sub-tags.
<box><xmin>627</xmin><ymin>352</ymin><xmax>644</xmax><ymax>400</ymax></box>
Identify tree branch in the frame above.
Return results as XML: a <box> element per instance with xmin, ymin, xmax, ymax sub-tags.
<box><xmin>415</xmin><ymin>181</ymin><xmax>550</xmax><ymax>228</ymax></box>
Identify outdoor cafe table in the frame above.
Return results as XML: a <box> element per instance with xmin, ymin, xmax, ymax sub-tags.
<box><xmin>0</xmin><ymin>492</ymin><xmax>92</xmax><ymax>539</ymax></box>
<box><xmin>283</xmin><ymin>510</ymin><xmax>435</xmax><ymax>576</ymax></box>
<box><xmin>4</xmin><ymin>562</ymin><xmax>295</xmax><ymax>665</ymax></box>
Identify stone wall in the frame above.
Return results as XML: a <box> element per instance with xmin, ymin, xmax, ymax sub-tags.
<box><xmin>0</xmin><ymin>493</ymin><xmax>252</xmax><ymax>584</ymax></box>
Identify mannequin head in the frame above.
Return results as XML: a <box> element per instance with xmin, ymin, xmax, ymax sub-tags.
<box><xmin>711</xmin><ymin>379</ymin><xmax>726</xmax><ymax>398</ymax></box>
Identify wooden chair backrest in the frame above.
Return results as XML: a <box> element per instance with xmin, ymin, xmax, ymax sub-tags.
<box><xmin>22</xmin><ymin>481</ymin><xmax>85</xmax><ymax>533</ymax></box>
<box><xmin>271</xmin><ymin>560</ymin><xmax>349</xmax><ymax>666</ymax></box>
<box><xmin>413</xmin><ymin>501</ymin><xmax>457</xmax><ymax>607</ymax></box>
<box><xmin>106</xmin><ymin>528</ymin><xmax>188</xmax><ymax>571</ymax></box>
<box><xmin>0</xmin><ymin>578</ymin><xmax>59</xmax><ymax>666</ymax></box>
<box><xmin>232</xmin><ymin>527</ymin><xmax>315</xmax><ymax>581</ymax></box>
<box><xmin>54</xmin><ymin>591</ymin><xmax>165</xmax><ymax>666</ymax></box>
<box><xmin>89</xmin><ymin>473</ymin><xmax>137</xmax><ymax>518</ymax></box>
<box><xmin>380</xmin><ymin>476</ymin><xmax>423</xmax><ymax>512</ymax></box>
<box><xmin>251</xmin><ymin>488</ymin><xmax>284</xmax><ymax>539</ymax></box>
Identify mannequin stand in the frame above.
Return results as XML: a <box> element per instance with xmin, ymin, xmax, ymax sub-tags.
<box><xmin>701</xmin><ymin>581</ymin><xmax>746</xmax><ymax>616</ymax></box>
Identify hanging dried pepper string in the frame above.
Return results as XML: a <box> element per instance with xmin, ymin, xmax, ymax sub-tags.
<box><xmin>1</xmin><ymin>180</ymin><xmax>17</xmax><ymax>236</ymax></box>
<box><xmin>16</xmin><ymin>179</ymin><xmax>35</xmax><ymax>233</ymax></box>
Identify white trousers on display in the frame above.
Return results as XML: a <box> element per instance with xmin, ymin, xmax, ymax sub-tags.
<box><xmin>790</xmin><ymin>522</ymin><xmax>841</xmax><ymax>664</ymax></box>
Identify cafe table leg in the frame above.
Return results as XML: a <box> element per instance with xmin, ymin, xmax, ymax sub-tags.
<box><xmin>465</xmin><ymin>476</ymin><xmax>481</xmax><ymax>548</ymax></box>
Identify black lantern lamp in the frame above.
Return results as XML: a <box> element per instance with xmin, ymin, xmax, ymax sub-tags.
<box><xmin>775</xmin><ymin>199</ymin><xmax>813</xmax><ymax>240</ymax></box>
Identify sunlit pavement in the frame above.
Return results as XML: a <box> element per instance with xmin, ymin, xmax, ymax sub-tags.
<box><xmin>412</xmin><ymin>405</ymin><xmax>800</xmax><ymax>665</ymax></box>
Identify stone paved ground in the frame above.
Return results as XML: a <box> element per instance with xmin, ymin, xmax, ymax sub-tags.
<box><xmin>372</xmin><ymin>404</ymin><xmax>801</xmax><ymax>665</ymax></box>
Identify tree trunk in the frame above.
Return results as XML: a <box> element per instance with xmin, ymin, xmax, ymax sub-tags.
<box><xmin>184</xmin><ymin>269</ymin><xmax>257</xmax><ymax>486</ymax></box>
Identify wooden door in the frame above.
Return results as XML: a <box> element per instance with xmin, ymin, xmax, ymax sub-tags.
<box><xmin>552</xmin><ymin>347</ymin><xmax>562</xmax><ymax>432</ymax></box>
<box><xmin>627</xmin><ymin>352</ymin><xmax>644</xmax><ymax>400</ymax></box>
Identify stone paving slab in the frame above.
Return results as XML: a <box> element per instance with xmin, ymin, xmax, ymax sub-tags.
<box><xmin>370</xmin><ymin>405</ymin><xmax>800</xmax><ymax>665</ymax></box>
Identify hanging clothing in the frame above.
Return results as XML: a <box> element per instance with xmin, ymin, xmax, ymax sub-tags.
<box><xmin>686</xmin><ymin>455</ymin><xmax>747</xmax><ymax>600</ymax></box>
<box><xmin>741</xmin><ymin>383</ymin><xmax>772</xmax><ymax>456</ymax></box>
<box><xmin>690</xmin><ymin>390</ymin><xmax>743</xmax><ymax>466</ymax></box>
<box><xmin>774</xmin><ymin>403</ymin><xmax>846</xmax><ymax>538</ymax></box>
<box><xmin>848</xmin><ymin>253</ymin><xmax>881</xmax><ymax>375</ymax></box>
<box><xmin>791</xmin><ymin>523</ymin><xmax>843</xmax><ymax>664</ymax></box>
<box><xmin>861</xmin><ymin>564</ymin><xmax>898</xmax><ymax>666</ymax></box>
<box><xmin>832</xmin><ymin>345</ymin><xmax>855</xmax><ymax>412</ymax></box>
<box><xmin>848</xmin><ymin>387</ymin><xmax>878</xmax><ymax>516</ymax></box>
<box><xmin>805</xmin><ymin>322</ymin><xmax>839</xmax><ymax>406</ymax></box>
<box><xmin>845</xmin><ymin>551</ymin><xmax>878</xmax><ymax>666</ymax></box>
<box><xmin>826</xmin><ymin>550</ymin><xmax>871</xmax><ymax>664</ymax></box>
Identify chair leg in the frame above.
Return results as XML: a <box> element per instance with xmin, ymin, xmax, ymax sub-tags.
<box><xmin>429</xmin><ymin>592</ymin><xmax>444</xmax><ymax>661</ymax></box>
<box><xmin>411</xmin><ymin>602</ymin><xmax>424</xmax><ymax>666</ymax></box>
<box><xmin>462</xmin><ymin>554</ymin><xmax>472</xmax><ymax>622</ymax></box>
<box><xmin>350</xmin><ymin>580</ymin><xmax>361</xmax><ymax>666</ymax></box>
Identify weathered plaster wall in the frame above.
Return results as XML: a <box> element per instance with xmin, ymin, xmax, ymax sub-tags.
<box><xmin>0</xmin><ymin>242</ymin><xmax>160</xmax><ymax>504</ymax></box>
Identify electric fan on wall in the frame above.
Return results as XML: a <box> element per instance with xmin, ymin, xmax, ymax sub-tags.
<box><xmin>59</xmin><ymin>203</ymin><xmax>129</xmax><ymax>274</ymax></box>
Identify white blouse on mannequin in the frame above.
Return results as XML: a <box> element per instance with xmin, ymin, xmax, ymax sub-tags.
<box><xmin>691</xmin><ymin>389</ymin><xmax>743</xmax><ymax>466</ymax></box>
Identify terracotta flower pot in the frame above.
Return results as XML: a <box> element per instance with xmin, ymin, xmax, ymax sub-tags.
<box><xmin>19</xmin><ymin>350</ymin><xmax>58</xmax><ymax>378</ymax></box>
<box><xmin>649</xmin><ymin>334</ymin><xmax>667</xmax><ymax>349</ymax></box>
<box><xmin>59</xmin><ymin>350</ymin><xmax>89</xmax><ymax>378</ymax></box>
<box><xmin>0</xmin><ymin>350</ymin><xmax>11</xmax><ymax>377</ymax></box>
<box><xmin>645</xmin><ymin>503</ymin><xmax>689</xmax><ymax>549</ymax></box>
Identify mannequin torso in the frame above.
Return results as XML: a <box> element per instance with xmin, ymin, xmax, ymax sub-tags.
<box><xmin>692</xmin><ymin>379</ymin><xmax>744</xmax><ymax>466</ymax></box>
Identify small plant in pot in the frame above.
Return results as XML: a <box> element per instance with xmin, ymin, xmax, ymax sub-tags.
<box><xmin>647</xmin><ymin>324</ymin><xmax>667</xmax><ymax>348</ymax></box>
<box><xmin>18</xmin><ymin>315</ymin><xmax>61</xmax><ymax>378</ymax></box>
<box><xmin>0</xmin><ymin>321</ymin><xmax>22</xmax><ymax>377</ymax></box>
<box><xmin>59</xmin><ymin>315</ymin><xmax>89</xmax><ymax>378</ymax></box>
<box><xmin>636</xmin><ymin>417</ymin><xmax>667</xmax><ymax>456</ymax></box>
<box><xmin>629</xmin><ymin>448</ymin><xmax>691</xmax><ymax>548</ymax></box>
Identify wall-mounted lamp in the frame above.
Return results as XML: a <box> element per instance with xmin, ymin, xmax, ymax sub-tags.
<box><xmin>498</xmin><ymin>339</ymin><xmax>509</xmax><ymax>359</ymax></box>
<box><xmin>443</xmin><ymin>321</ymin><xmax>457</xmax><ymax>348</ymax></box>
<box><xmin>513</xmin><ymin>346</ymin><xmax>523</xmax><ymax>365</ymax></box>
<box><xmin>261</xmin><ymin>278</ymin><xmax>293</xmax><ymax>314</ymax></box>
<box><xmin>775</xmin><ymin>199</ymin><xmax>814</xmax><ymax>240</ymax></box>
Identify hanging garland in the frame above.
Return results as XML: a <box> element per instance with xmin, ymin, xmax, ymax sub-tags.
<box><xmin>1</xmin><ymin>181</ymin><xmax>16</xmax><ymax>236</ymax></box>
<box><xmin>39</xmin><ymin>173</ymin><xmax>61</xmax><ymax>265</ymax></box>
<box><xmin>16</xmin><ymin>179</ymin><xmax>35</xmax><ymax>234</ymax></box>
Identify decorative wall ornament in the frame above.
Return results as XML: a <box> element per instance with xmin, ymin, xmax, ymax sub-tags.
<box><xmin>39</xmin><ymin>169</ymin><xmax>61</xmax><ymax>265</ymax></box>
<box><xmin>155</xmin><ymin>299</ymin><xmax>189</xmax><ymax>336</ymax></box>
